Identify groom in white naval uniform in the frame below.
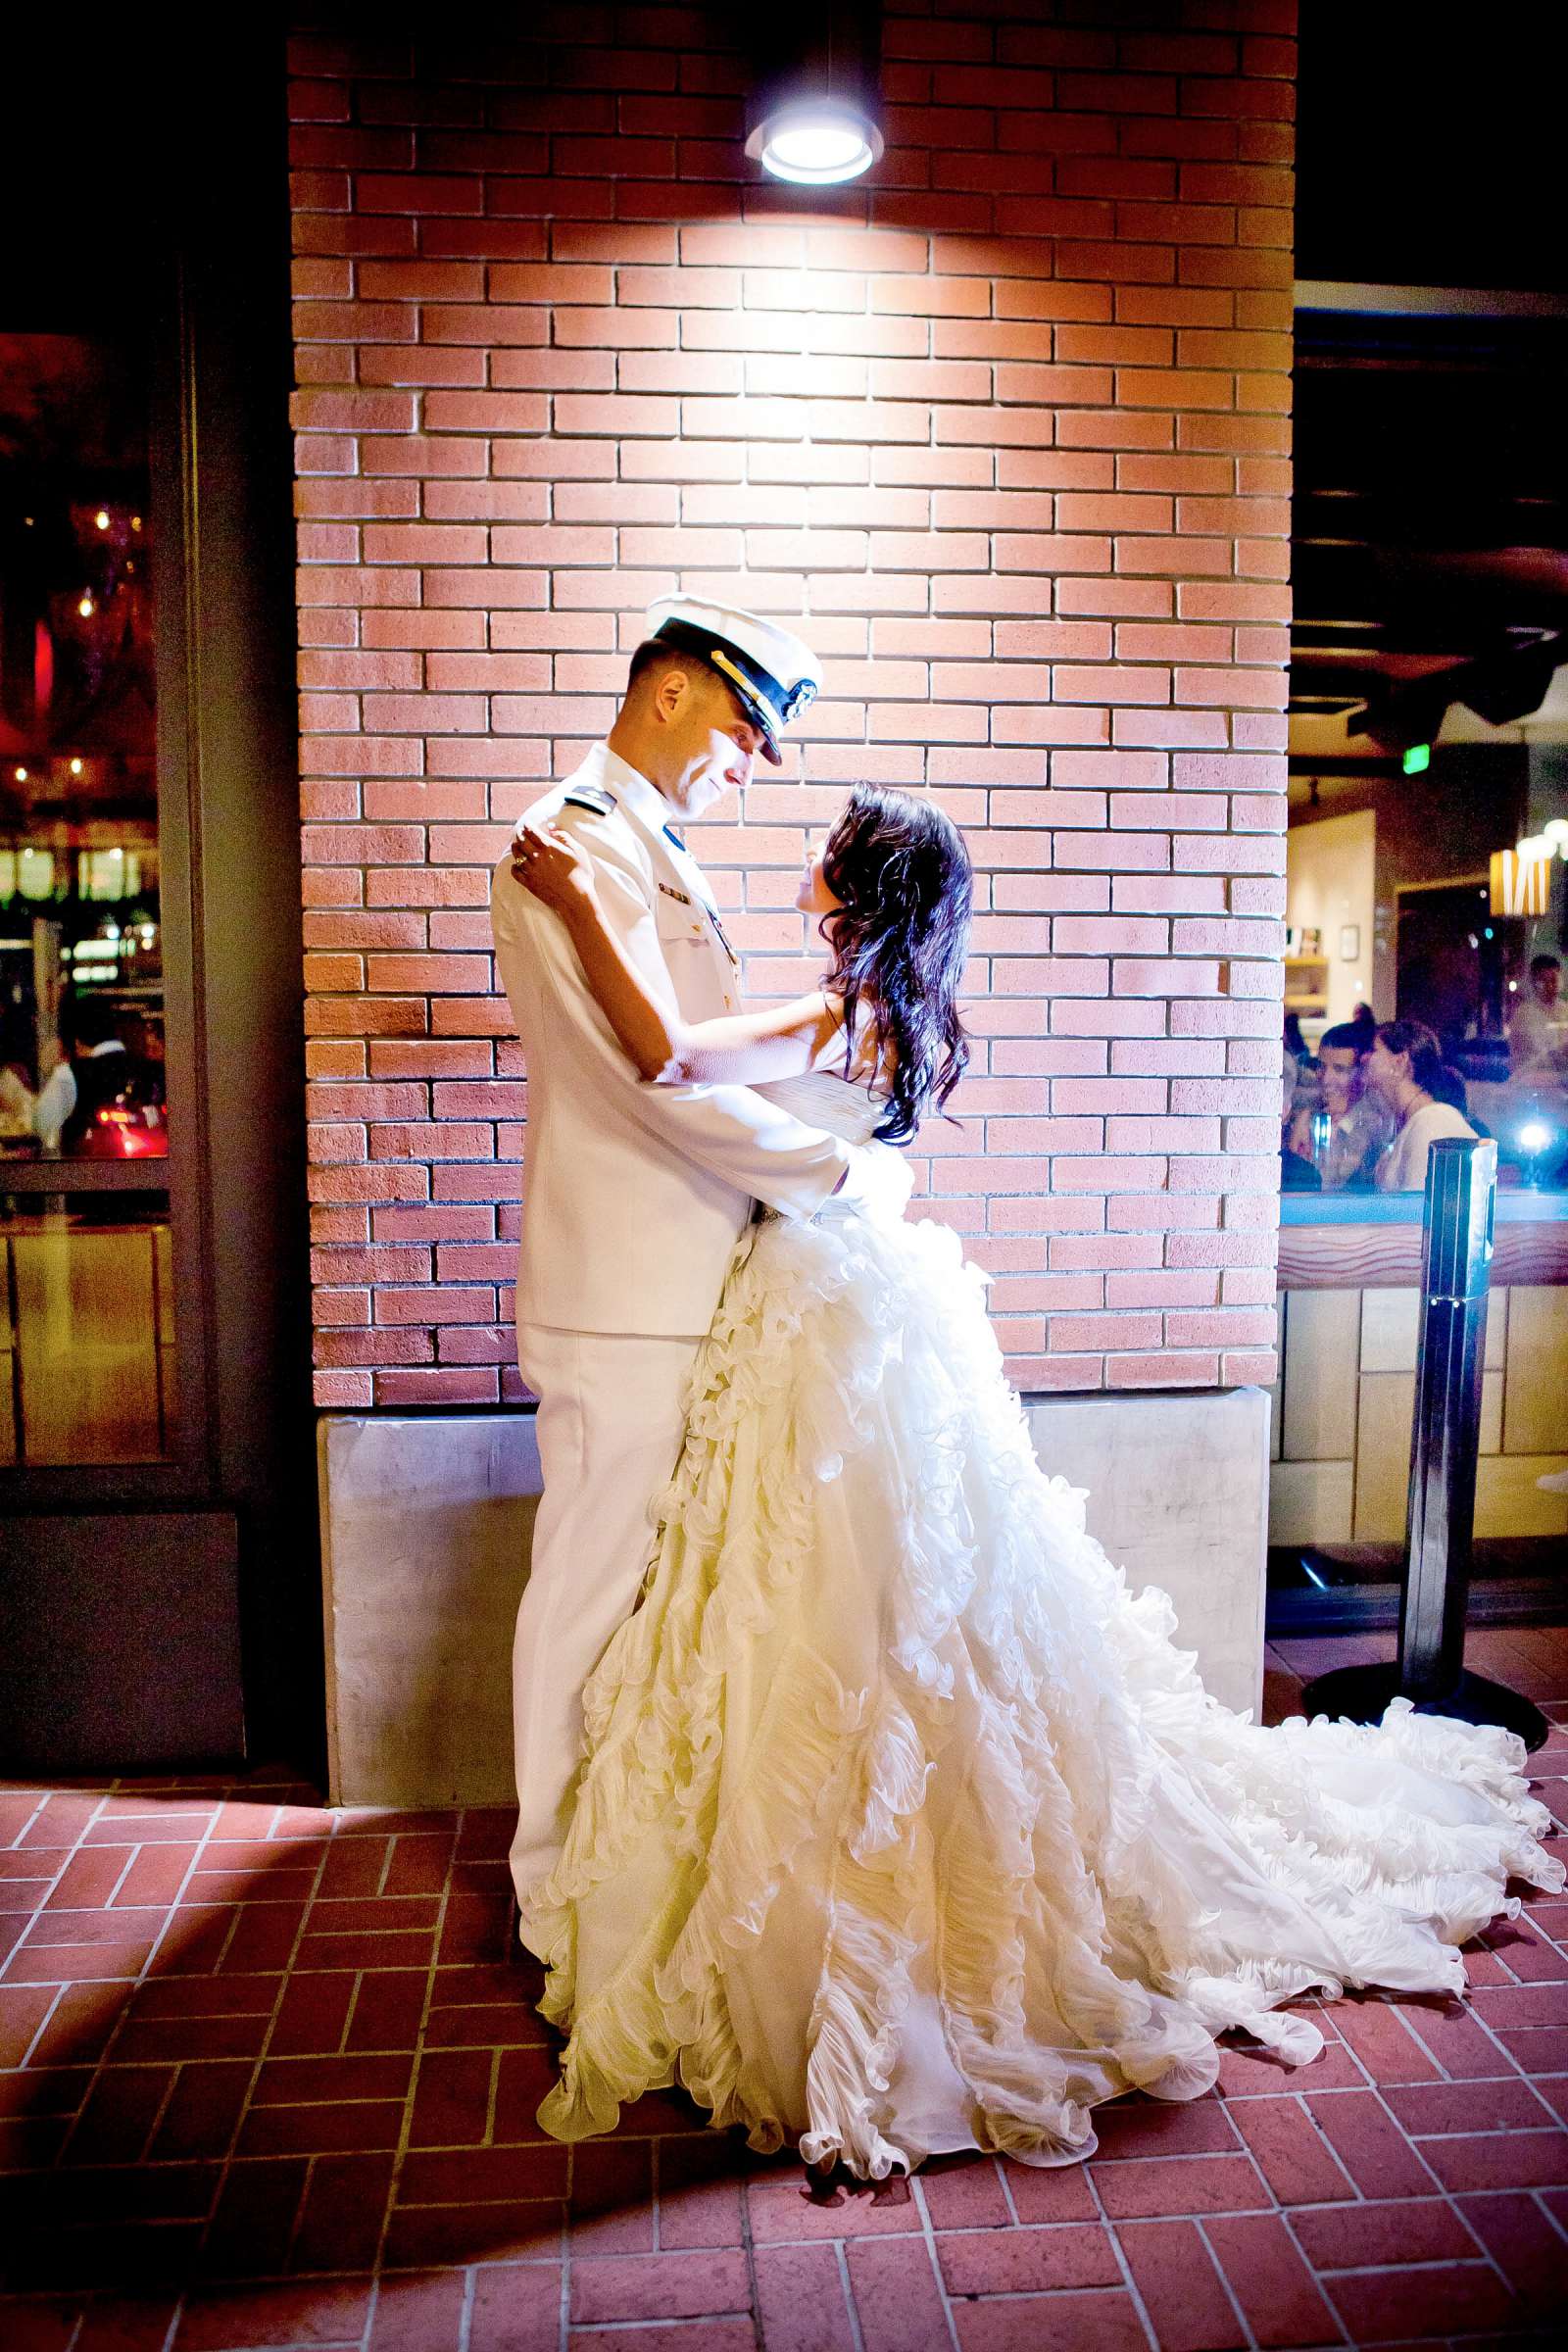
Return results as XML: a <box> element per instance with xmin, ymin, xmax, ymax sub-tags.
<box><xmin>491</xmin><ymin>597</ymin><xmax>902</xmax><ymax>1925</ymax></box>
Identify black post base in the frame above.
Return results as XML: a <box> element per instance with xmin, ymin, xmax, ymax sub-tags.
<box><xmin>1299</xmin><ymin>1663</ymin><xmax>1550</xmax><ymax>1752</ymax></box>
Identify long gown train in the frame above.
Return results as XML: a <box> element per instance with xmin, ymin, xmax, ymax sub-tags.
<box><xmin>517</xmin><ymin>1074</ymin><xmax>1564</xmax><ymax>2179</ymax></box>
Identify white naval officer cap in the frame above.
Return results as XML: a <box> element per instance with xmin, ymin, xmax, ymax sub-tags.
<box><xmin>644</xmin><ymin>595</ymin><xmax>822</xmax><ymax>766</ymax></box>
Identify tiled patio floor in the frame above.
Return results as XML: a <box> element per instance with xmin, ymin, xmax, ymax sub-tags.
<box><xmin>2</xmin><ymin>1626</ymin><xmax>1566</xmax><ymax>2351</ymax></box>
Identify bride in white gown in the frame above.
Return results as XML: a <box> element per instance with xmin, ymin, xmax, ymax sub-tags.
<box><xmin>510</xmin><ymin>783</ymin><xmax>1563</xmax><ymax>2180</ymax></box>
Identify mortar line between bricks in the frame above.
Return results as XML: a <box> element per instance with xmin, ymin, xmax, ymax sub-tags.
<box><xmin>1193</xmin><ymin>2211</ymin><xmax>1261</xmax><ymax>2352</ymax></box>
<box><xmin>1344</xmin><ymin>2062</ymin><xmax>1531</xmax><ymax>2299</ymax></box>
<box><xmin>53</xmin><ymin>1779</ymin><xmax>231</xmax><ymax>2170</ymax></box>
<box><xmin>732</xmin><ymin>2133</ymin><xmax>765</xmax><ymax>2352</ymax></box>
<box><xmin>1080</xmin><ymin>2135</ymin><xmax>1160</xmax><ymax>2352</ymax></box>
<box><xmin>369</xmin><ymin>1804</ymin><xmax>460</xmax><ymax>2289</ymax></box>
<box><xmin>244</xmin><ymin>1819</ymin><xmax>340</xmax><ymax>2288</ymax></box>
<box><xmin>457</xmin><ymin>2259</ymin><xmax>476</xmax><ymax>2352</ymax></box>
<box><xmin>907</xmin><ymin>2167</ymin><xmax>960</xmax><ymax>2352</ymax></box>
<box><xmin>831</xmin><ymin>2237</ymin><xmax>866</xmax><ymax>2352</ymax></box>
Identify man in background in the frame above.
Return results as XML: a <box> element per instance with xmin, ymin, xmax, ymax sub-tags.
<box><xmin>1288</xmin><ymin>1018</ymin><xmax>1395</xmax><ymax>1190</ymax></box>
<box><xmin>1509</xmin><ymin>953</ymin><xmax>1567</xmax><ymax>1074</ymax></box>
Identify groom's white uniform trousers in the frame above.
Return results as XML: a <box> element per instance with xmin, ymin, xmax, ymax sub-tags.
<box><xmin>490</xmin><ymin>742</ymin><xmax>866</xmax><ymax>1905</ymax></box>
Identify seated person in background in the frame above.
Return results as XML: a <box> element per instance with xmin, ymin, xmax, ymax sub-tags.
<box><xmin>0</xmin><ymin>1031</ymin><xmax>76</xmax><ymax>1151</ymax></box>
<box><xmin>1279</xmin><ymin>1046</ymin><xmax>1321</xmax><ymax>1190</ymax></box>
<box><xmin>1367</xmin><ymin>1018</ymin><xmax>1478</xmax><ymax>1191</ymax></box>
<box><xmin>1286</xmin><ymin>1019</ymin><xmax>1395</xmax><ymax>1188</ymax></box>
<box><xmin>1508</xmin><ymin>953</ymin><xmax>1567</xmax><ymax>1074</ymax></box>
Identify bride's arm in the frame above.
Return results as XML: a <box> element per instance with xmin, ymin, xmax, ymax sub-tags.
<box><xmin>513</xmin><ymin>821</ymin><xmax>841</xmax><ymax>1084</ymax></box>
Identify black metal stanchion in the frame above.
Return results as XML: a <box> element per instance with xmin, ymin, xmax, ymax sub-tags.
<box><xmin>1301</xmin><ymin>1136</ymin><xmax>1549</xmax><ymax>1750</ymax></box>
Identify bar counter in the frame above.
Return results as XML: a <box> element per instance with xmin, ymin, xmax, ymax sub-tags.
<box><xmin>1270</xmin><ymin>1190</ymin><xmax>1568</xmax><ymax>1547</ymax></box>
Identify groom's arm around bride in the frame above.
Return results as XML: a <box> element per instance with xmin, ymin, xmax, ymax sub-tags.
<box><xmin>490</xmin><ymin>598</ymin><xmax>896</xmax><ymax>1918</ymax></box>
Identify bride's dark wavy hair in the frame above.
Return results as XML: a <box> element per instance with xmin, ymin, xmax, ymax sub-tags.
<box><xmin>817</xmin><ymin>785</ymin><xmax>973</xmax><ymax>1146</ymax></box>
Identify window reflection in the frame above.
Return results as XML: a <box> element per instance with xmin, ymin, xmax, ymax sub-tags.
<box><xmin>0</xmin><ymin>1193</ymin><xmax>175</xmax><ymax>1464</ymax></box>
<box><xmin>0</xmin><ymin>333</ymin><xmax>165</xmax><ymax>1164</ymax></box>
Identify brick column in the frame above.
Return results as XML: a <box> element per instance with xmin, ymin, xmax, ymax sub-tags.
<box><xmin>291</xmin><ymin>1</ymin><xmax>1296</xmax><ymax>1413</ymax></box>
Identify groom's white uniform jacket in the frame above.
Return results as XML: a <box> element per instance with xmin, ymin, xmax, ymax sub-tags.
<box><xmin>491</xmin><ymin>741</ymin><xmax>864</xmax><ymax>1902</ymax></box>
<box><xmin>491</xmin><ymin>742</ymin><xmax>858</xmax><ymax>1333</ymax></box>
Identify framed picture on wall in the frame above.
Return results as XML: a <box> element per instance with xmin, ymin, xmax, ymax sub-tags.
<box><xmin>1339</xmin><ymin>925</ymin><xmax>1360</xmax><ymax>960</ymax></box>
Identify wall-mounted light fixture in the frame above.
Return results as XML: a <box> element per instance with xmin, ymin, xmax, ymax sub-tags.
<box><xmin>746</xmin><ymin>5</ymin><xmax>884</xmax><ymax>187</ymax></box>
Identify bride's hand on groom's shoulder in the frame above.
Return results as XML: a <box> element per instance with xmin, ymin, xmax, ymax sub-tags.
<box><xmin>513</xmin><ymin>822</ymin><xmax>598</xmax><ymax>920</ymax></box>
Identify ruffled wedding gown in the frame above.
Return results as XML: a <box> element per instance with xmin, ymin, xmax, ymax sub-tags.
<box><xmin>517</xmin><ymin>1060</ymin><xmax>1564</xmax><ymax>2179</ymax></box>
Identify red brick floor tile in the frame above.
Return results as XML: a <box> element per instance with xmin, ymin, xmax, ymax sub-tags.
<box><xmin>236</xmin><ymin>2098</ymin><xmax>406</xmax><ymax>2159</ymax></box>
<box><xmin>466</xmin><ymin>2260</ymin><xmax>562</xmax><ymax>2352</ymax></box>
<box><xmin>1000</xmin><ymin>2158</ymin><xmax>1099</xmax><ymax>2223</ymax></box>
<box><xmin>383</xmin><ymin>1835</ymin><xmax>456</xmax><ymax>1897</ymax></box>
<box><xmin>570</xmin><ymin>2137</ymin><xmax>655</xmax><ymax>2251</ymax></box>
<box><xmin>62</xmin><ymin>2066</ymin><xmax>174</xmax><ymax>2166</ymax></box>
<box><xmin>572</xmin><ymin>2329</ymin><xmax>756</xmax><ymax>2352</ymax></box>
<box><xmin>1474</xmin><ymin>1979</ymin><xmax>1568</xmax><ymax>2027</ymax></box>
<box><xmin>291</xmin><ymin>2151</ymin><xmax>398</xmax><ymax>2274</ymax></box>
<box><xmin>1494</xmin><ymin>2022</ymin><xmax>1568</xmax><ymax>2070</ymax></box>
<box><xmin>1382</xmin><ymin>2075</ymin><xmax>1554</xmax><ymax>2136</ymax></box>
<box><xmin>569</xmin><ymin>2247</ymin><xmax>751</xmax><ymax>2325</ymax></box>
<box><xmin>1215</xmin><ymin>2034</ymin><xmax>1364</xmax><ymax>2096</ymax></box>
<box><xmin>268</xmin><ymin>1973</ymin><xmax>355</xmax><ymax>2059</ymax></box>
<box><xmin>656</xmin><ymin>2133</ymin><xmax>746</xmax><ymax>2249</ymax></box>
<box><xmin>1484</xmin><ymin>1916</ymin><xmax>1568</xmax><ymax>1982</ymax></box>
<box><xmin>1399</xmin><ymin>1997</ymin><xmax>1521</xmax><ymax>2079</ymax></box>
<box><xmin>1322</xmin><ymin>2260</ymin><xmax>1519</xmax><ymax>2344</ymax></box>
<box><xmin>1324</xmin><ymin>1993</ymin><xmax>1442</xmax><ymax>2083</ymax></box>
<box><xmin>748</xmin><ymin>2172</ymin><xmax>921</xmax><ymax>2241</ymax></box>
<box><xmin>74</xmin><ymin>2291</ymin><xmax>184</xmax><ymax>2350</ymax></box>
<box><xmin>1291</xmin><ymin>2197</ymin><xmax>1477</xmax><ymax>2270</ymax></box>
<box><xmin>1455</xmin><ymin>2187</ymin><xmax>1568</xmax><ymax>2322</ymax></box>
<box><xmin>953</xmin><ymin>2287</ymin><xmax>1148</xmax><ymax>2352</ymax></box>
<box><xmin>397</xmin><ymin>2143</ymin><xmax>566</xmax><ymax>2206</ymax></box>
<box><xmin>146</xmin><ymin>2059</ymin><xmax>254</xmax><ymax>2161</ymax></box>
<box><xmin>317</xmin><ymin>1839</ymin><xmax>388</xmax><ymax>1900</ymax></box>
<box><xmin>251</xmin><ymin>2052</ymin><xmax>413</xmax><ymax>2107</ymax></box>
<box><xmin>114</xmin><ymin>1847</ymin><xmax>201</xmax><ymax>1909</ymax></box>
<box><xmin>365</xmin><ymin>2268</ymin><xmax>466</xmax><ymax>2352</ymax></box>
<box><xmin>1300</xmin><ymin>2088</ymin><xmax>1438</xmax><ymax>2198</ymax></box>
<box><xmin>1531</xmin><ymin>2072</ymin><xmax>1568</xmax><ymax>2124</ymax></box>
<box><xmin>196</xmin><ymin>2157</ymin><xmax>309</xmax><ymax>2280</ymax></box>
<box><xmin>176</xmin><ymin>2275</ymin><xmax>374</xmax><ymax>2349</ymax></box>
<box><xmin>381</xmin><ymin>2201</ymin><xmax>561</xmax><ymax>2271</ymax></box>
<box><xmin>1230</xmin><ymin>2094</ymin><xmax>1356</xmax><ymax>2205</ymax></box>
<box><xmin>1202</xmin><ymin>2212</ymin><xmax>1343</xmax><ymax>2349</ymax></box>
<box><xmin>1092</xmin><ymin>2092</ymin><xmax>1241</xmax><ymax>2159</ymax></box>
<box><xmin>1418</xmin><ymin>2126</ymin><xmax>1568</xmax><ymax>2191</ymax></box>
<box><xmin>916</xmin><ymin>2153</ymin><xmax>1011</xmax><ymax>2230</ymax></box>
<box><xmin>129</xmin><ymin>1974</ymin><xmax>282</xmax><ymax>2024</ymax></box>
<box><xmin>5</xmin><ymin>1936</ymin><xmax>158</xmax><ymax>1985</ymax></box>
<box><xmin>0</xmin><ymin>1986</ymin><xmax>56</xmax><ymax>2069</ymax></box>
<box><xmin>114</xmin><ymin>2005</ymin><xmax>273</xmax><ymax>2067</ymax></box>
<box><xmin>345</xmin><ymin>1971</ymin><xmax>426</xmax><ymax>2053</ymax></box>
<box><xmin>1092</xmin><ymin>2152</ymin><xmax>1271</xmax><ymax>2219</ymax></box>
<box><xmin>491</xmin><ymin>2042</ymin><xmax>559</xmax><ymax>2141</ymax></box>
<box><xmin>43</xmin><ymin>1850</ymin><xmax>133</xmax><ymax>1912</ymax></box>
<box><xmin>408</xmin><ymin>2047</ymin><xmax>494</xmax><ymax>2146</ymax></box>
<box><xmin>25</xmin><ymin>1983</ymin><xmax>131</xmax><ymax>2072</ymax></box>
<box><xmin>1115</xmin><ymin>2217</ymin><xmax>1248</xmax><ymax>2351</ymax></box>
<box><xmin>752</xmin><ymin>2243</ymin><xmax>858</xmax><ymax>2352</ymax></box>
<box><xmin>845</xmin><ymin>2233</ymin><xmax>952</xmax><ymax>2352</ymax></box>
<box><xmin>0</xmin><ymin>2298</ymin><xmax>77</xmax><ymax>2350</ymax></box>
<box><xmin>936</xmin><ymin>2221</ymin><xmax>1121</xmax><ymax>2294</ymax></box>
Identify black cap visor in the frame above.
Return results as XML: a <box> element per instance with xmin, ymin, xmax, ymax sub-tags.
<box><xmin>655</xmin><ymin>617</ymin><xmax>785</xmax><ymax>763</ymax></box>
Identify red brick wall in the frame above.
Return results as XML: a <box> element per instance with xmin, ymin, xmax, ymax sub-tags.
<box><xmin>291</xmin><ymin>1</ymin><xmax>1296</xmax><ymax>1412</ymax></box>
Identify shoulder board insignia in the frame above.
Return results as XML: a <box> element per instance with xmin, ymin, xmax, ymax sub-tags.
<box><xmin>562</xmin><ymin>783</ymin><xmax>615</xmax><ymax>816</ymax></box>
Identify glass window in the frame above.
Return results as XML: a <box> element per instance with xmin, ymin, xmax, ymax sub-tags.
<box><xmin>0</xmin><ymin>334</ymin><xmax>165</xmax><ymax>1164</ymax></box>
<box><xmin>0</xmin><ymin>1191</ymin><xmax>175</xmax><ymax>1464</ymax></box>
<box><xmin>0</xmin><ymin>333</ymin><xmax>174</xmax><ymax>1466</ymax></box>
